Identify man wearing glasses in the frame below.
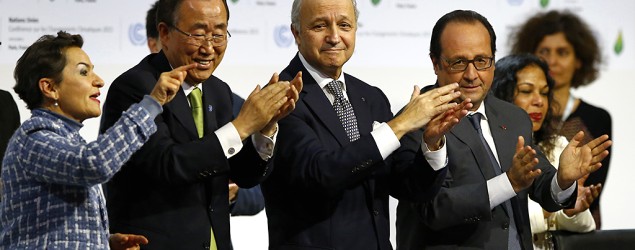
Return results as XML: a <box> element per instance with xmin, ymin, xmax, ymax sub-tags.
<box><xmin>100</xmin><ymin>0</ymin><xmax>301</xmax><ymax>249</ymax></box>
<box><xmin>396</xmin><ymin>10</ymin><xmax>610</xmax><ymax>250</ymax></box>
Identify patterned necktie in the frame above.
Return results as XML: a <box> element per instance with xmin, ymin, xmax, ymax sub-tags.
<box><xmin>468</xmin><ymin>113</ymin><xmax>522</xmax><ymax>250</ymax></box>
<box><xmin>188</xmin><ymin>86</ymin><xmax>204</xmax><ymax>138</ymax></box>
<box><xmin>326</xmin><ymin>80</ymin><xmax>360</xmax><ymax>142</ymax></box>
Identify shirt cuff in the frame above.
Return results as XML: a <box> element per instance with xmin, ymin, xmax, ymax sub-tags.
<box><xmin>551</xmin><ymin>175</ymin><xmax>576</xmax><ymax>204</ymax></box>
<box><xmin>370</xmin><ymin>122</ymin><xmax>400</xmax><ymax>160</ymax></box>
<box><xmin>487</xmin><ymin>174</ymin><xmax>517</xmax><ymax>209</ymax></box>
<box><xmin>215</xmin><ymin>122</ymin><xmax>244</xmax><ymax>158</ymax></box>
<box><xmin>251</xmin><ymin>124</ymin><xmax>277</xmax><ymax>160</ymax></box>
<box><xmin>422</xmin><ymin>135</ymin><xmax>447</xmax><ymax>171</ymax></box>
<box><xmin>139</xmin><ymin>95</ymin><xmax>163</xmax><ymax>118</ymax></box>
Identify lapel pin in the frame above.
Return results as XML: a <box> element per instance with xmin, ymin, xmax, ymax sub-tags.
<box><xmin>501</xmin><ymin>125</ymin><xmax>507</xmax><ymax>130</ymax></box>
<box><xmin>208</xmin><ymin>105</ymin><xmax>213</xmax><ymax>112</ymax></box>
<box><xmin>361</xmin><ymin>97</ymin><xmax>365</xmax><ymax>102</ymax></box>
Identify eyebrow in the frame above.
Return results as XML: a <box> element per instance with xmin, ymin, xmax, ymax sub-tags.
<box><xmin>191</xmin><ymin>22</ymin><xmax>227</xmax><ymax>31</ymax></box>
<box><xmin>77</xmin><ymin>62</ymin><xmax>94</xmax><ymax>69</ymax></box>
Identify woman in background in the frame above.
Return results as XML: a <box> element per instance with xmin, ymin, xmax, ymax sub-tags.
<box><xmin>493</xmin><ymin>54</ymin><xmax>602</xmax><ymax>249</ymax></box>
<box><xmin>1</xmin><ymin>31</ymin><xmax>194</xmax><ymax>249</ymax></box>
<box><xmin>511</xmin><ymin>10</ymin><xmax>611</xmax><ymax>228</ymax></box>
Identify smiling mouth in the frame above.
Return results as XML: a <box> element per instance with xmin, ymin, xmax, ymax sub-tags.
<box><xmin>194</xmin><ymin>59</ymin><xmax>213</xmax><ymax>67</ymax></box>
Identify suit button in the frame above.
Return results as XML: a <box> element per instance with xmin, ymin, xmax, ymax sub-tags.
<box><xmin>502</xmin><ymin>222</ymin><xmax>509</xmax><ymax>230</ymax></box>
<box><xmin>228</xmin><ymin>147</ymin><xmax>235</xmax><ymax>154</ymax></box>
<box><xmin>373</xmin><ymin>210</ymin><xmax>379</xmax><ymax>216</ymax></box>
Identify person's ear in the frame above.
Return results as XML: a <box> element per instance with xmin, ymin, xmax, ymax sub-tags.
<box><xmin>291</xmin><ymin>24</ymin><xmax>301</xmax><ymax>46</ymax></box>
<box><xmin>158</xmin><ymin>22</ymin><xmax>170</xmax><ymax>51</ymax></box>
<box><xmin>430</xmin><ymin>54</ymin><xmax>441</xmax><ymax>75</ymax></box>
<box><xmin>39</xmin><ymin>78</ymin><xmax>58</xmax><ymax>102</ymax></box>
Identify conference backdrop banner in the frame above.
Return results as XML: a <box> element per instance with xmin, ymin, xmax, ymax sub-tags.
<box><xmin>1</xmin><ymin>0</ymin><xmax>633</xmax><ymax>248</ymax></box>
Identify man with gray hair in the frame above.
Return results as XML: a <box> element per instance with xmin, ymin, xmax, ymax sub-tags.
<box><xmin>261</xmin><ymin>0</ymin><xmax>472</xmax><ymax>249</ymax></box>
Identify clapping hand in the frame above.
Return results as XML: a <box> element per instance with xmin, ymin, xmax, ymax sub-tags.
<box><xmin>556</xmin><ymin>131</ymin><xmax>611</xmax><ymax>189</ymax></box>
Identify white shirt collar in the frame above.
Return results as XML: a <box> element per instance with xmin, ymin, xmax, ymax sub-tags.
<box><xmin>469</xmin><ymin>99</ymin><xmax>489</xmax><ymax>121</ymax></box>
<box><xmin>168</xmin><ymin>62</ymin><xmax>202</xmax><ymax>96</ymax></box>
<box><xmin>298</xmin><ymin>53</ymin><xmax>347</xmax><ymax>92</ymax></box>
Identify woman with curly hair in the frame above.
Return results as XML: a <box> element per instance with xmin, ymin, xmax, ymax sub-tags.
<box><xmin>510</xmin><ymin>10</ymin><xmax>612</xmax><ymax>229</ymax></box>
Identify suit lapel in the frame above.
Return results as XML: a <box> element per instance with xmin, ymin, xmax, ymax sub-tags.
<box><xmin>202</xmin><ymin>80</ymin><xmax>219</xmax><ymax>134</ymax></box>
<box><xmin>485</xmin><ymin>98</ymin><xmax>513</xmax><ymax>172</ymax></box>
<box><xmin>289</xmin><ymin>57</ymin><xmax>349</xmax><ymax>146</ymax></box>
<box><xmin>168</xmin><ymin>89</ymin><xmax>199</xmax><ymax>139</ymax></box>
<box><xmin>345</xmin><ymin>76</ymin><xmax>372</xmax><ymax>136</ymax></box>
<box><xmin>451</xmin><ymin>118</ymin><xmax>497</xmax><ymax>179</ymax></box>
<box><xmin>151</xmin><ymin>52</ymin><xmax>199</xmax><ymax>140</ymax></box>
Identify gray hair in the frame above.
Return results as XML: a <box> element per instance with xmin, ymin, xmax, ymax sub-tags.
<box><xmin>290</xmin><ymin>0</ymin><xmax>359</xmax><ymax>31</ymax></box>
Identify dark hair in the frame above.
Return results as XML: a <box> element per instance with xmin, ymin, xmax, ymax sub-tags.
<box><xmin>146</xmin><ymin>1</ymin><xmax>159</xmax><ymax>39</ymax></box>
<box><xmin>492</xmin><ymin>54</ymin><xmax>558</xmax><ymax>157</ymax></box>
<box><xmin>510</xmin><ymin>10</ymin><xmax>601</xmax><ymax>88</ymax></box>
<box><xmin>157</xmin><ymin>0</ymin><xmax>230</xmax><ymax>28</ymax></box>
<box><xmin>430</xmin><ymin>10</ymin><xmax>497</xmax><ymax>64</ymax></box>
<box><xmin>13</xmin><ymin>31</ymin><xmax>83</xmax><ymax>110</ymax></box>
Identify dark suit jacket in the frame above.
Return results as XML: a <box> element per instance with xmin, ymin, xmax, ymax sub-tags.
<box><xmin>396</xmin><ymin>86</ymin><xmax>576</xmax><ymax>250</ymax></box>
<box><xmin>262</xmin><ymin>54</ymin><xmax>446</xmax><ymax>250</ymax></box>
<box><xmin>0</xmin><ymin>90</ymin><xmax>20</xmax><ymax>165</ymax></box>
<box><xmin>228</xmin><ymin>93</ymin><xmax>265</xmax><ymax>217</ymax></box>
<box><xmin>100</xmin><ymin>52</ymin><xmax>271</xmax><ymax>250</ymax></box>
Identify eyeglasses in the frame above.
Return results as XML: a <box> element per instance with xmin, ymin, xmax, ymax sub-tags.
<box><xmin>170</xmin><ymin>25</ymin><xmax>231</xmax><ymax>47</ymax></box>
<box><xmin>441</xmin><ymin>56</ymin><xmax>494</xmax><ymax>72</ymax></box>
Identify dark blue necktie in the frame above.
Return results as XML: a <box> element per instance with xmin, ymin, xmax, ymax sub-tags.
<box><xmin>468</xmin><ymin>113</ymin><xmax>522</xmax><ymax>250</ymax></box>
<box><xmin>326</xmin><ymin>80</ymin><xmax>360</xmax><ymax>142</ymax></box>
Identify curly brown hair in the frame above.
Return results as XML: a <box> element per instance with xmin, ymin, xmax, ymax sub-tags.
<box><xmin>510</xmin><ymin>10</ymin><xmax>601</xmax><ymax>88</ymax></box>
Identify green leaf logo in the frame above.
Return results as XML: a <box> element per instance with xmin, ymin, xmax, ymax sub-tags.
<box><xmin>540</xmin><ymin>0</ymin><xmax>549</xmax><ymax>8</ymax></box>
<box><xmin>371</xmin><ymin>0</ymin><xmax>381</xmax><ymax>6</ymax></box>
<box><xmin>614</xmin><ymin>30</ymin><xmax>624</xmax><ymax>55</ymax></box>
<box><xmin>230</xmin><ymin>0</ymin><xmax>238</xmax><ymax>3</ymax></box>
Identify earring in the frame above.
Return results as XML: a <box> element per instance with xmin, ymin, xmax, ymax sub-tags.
<box><xmin>54</xmin><ymin>99</ymin><xmax>59</xmax><ymax>107</ymax></box>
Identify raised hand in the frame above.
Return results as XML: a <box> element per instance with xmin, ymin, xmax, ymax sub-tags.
<box><xmin>109</xmin><ymin>233</ymin><xmax>149</xmax><ymax>250</ymax></box>
<box><xmin>259</xmin><ymin>71</ymin><xmax>303</xmax><ymax>136</ymax></box>
<box><xmin>388</xmin><ymin>83</ymin><xmax>462</xmax><ymax>140</ymax></box>
<box><xmin>507</xmin><ymin>136</ymin><xmax>542</xmax><ymax>193</ymax></box>
<box><xmin>557</xmin><ymin>131</ymin><xmax>611</xmax><ymax>189</ymax></box>
<box><xmin>150</xmin><ymin>63</ymin><xmax>198</xmax><ymax>105</ymax></box>
<box><xmin>423</xmin><ymin>97</ymin><xmax>472</xmax><ymax>150</ymax></box>
<box><xmin>232</xmin><ymin>75</ymin><xmax>294</xmax><ymax>140</ymax></box>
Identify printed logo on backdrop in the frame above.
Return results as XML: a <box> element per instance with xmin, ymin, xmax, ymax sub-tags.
<box><xmin>128</xmin><ymin>22</ymin><xmax>146</xmax><ymax>46</ymax></box>
<box><xmin>274</xmin><ymin>25</ymin><xmax>293</xmax><ymax>48</ymax></box>
<box><xmin>230</xmin><ymin>0</ymin><xmax>238</xmax><ymax>3</ymax></box>
<box><xmin>540</xmin><ymin>0</ymin><xmax>549</xmax><ymax>8</ymax></box>
<box><xmin>614</xmin><ymin>30</ymin><xmax>624</xmax><ymax>55</ymax></box>
<box><xmin>371</xmin><ymin>0</ymin><xmax>381</xmax><ymax>6</ymax></box>
<box><xmin>507</xmin><ymin>0</ymin><xmax>523</xmax><ymax>6</ymax></box>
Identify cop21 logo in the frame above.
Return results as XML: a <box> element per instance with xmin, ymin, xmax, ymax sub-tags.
<box><xmin>128</xmin><ymin>23</ymin><xmax>145</xmax><ymax>46</ymax></box>
<box><xmin>274</xmin><ymin>25</ymin><xmax>293</xmax><ymax>48</ymax></box>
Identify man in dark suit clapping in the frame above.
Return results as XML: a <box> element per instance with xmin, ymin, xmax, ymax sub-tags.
<box><xmin>261</xmin><ymin>1</ymin><xmax>472</xmax><ymax>249</ymax></box>
<box><xmin>396</xmin><ymin>10</ymin><xmax>612</xmax><ymax>250</ymax></box>
<box><xmin>100</xmin><ymin>0</ymin><xmax>300</xmax><ymax>249</ymax></box>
